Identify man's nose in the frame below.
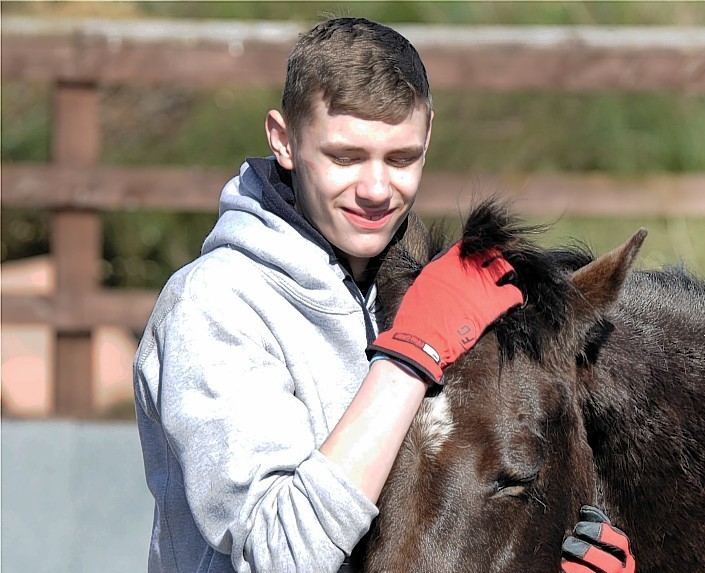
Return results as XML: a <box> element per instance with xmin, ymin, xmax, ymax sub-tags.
<box><xmin>357</xmin><ymin>161</ymin><xmax>391</xmax><ymax>202</ymax></box>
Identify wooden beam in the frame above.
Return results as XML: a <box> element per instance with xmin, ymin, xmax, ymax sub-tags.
<box><xmin>53</xmin><ymin>334</ymin><xmax>94</xmax><ymax>417</ymax></box>
<box><xmin>51</xmin><ymin>82</ymin><xmax>102</xmax><ymax>418</ymax></box>
<box><xmin>51</xmin><ymin>83</ymin><xmax>102</xmax><ymax>288</ymax></box>
<box><xmin>1</xmin><ymin>164</ymin><xmax>227</xmax><ymax>211</ymax></box>
<box><xmin>0</xmin><ymin>290</ymin><xmax>158</xmax><ymax>332</ymax></box>
<box><xmin>414</xmin><ymin>172</ymin><xmax>705</xmax><ymax>217</ymax></box>
<box><xmin>2</xmin><ymin>18</ymin><xmax>704</xmax><ymax>92</ymax></box>
<box><xmin>51</xmin><ymin>210</ymin><xmax>101</xmax><ymax>289</ymax></box>
<box><xmin>421</xmin><ymin>45</ymin><xmax>705</xmax><ymax>92</ymax></box>
<box><xmin>0</xmin><ymin>36</ymin><xmax>290</xmax><ymax>88</ymax></box>
<box><xmin>3</xmin><ymin>163</ymin><xmax>705</xmax><ymax>217</ymax></box>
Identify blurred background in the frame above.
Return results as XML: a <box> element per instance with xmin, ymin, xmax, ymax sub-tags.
<box><xmin>2</xmin><ymin>2</ymin><xmax>704</xmax><ymax>571</ymax></box>
<box><xmin>4</xmin><ymin>2</ymin><xmax>705</xmax><ymax>289</ymax></box>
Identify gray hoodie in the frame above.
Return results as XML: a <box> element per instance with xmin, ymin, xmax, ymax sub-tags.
<box><xmin>134</xmin><ymin>157</ymin><xmax>385</xmax><ymax>572</ymax></box>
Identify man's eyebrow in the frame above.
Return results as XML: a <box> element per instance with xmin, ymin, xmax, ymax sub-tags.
<box><xmin>323</xmin><ymin>143</ymin><xmax>425</xmax><ymax>155</ymax></box>
<box><xmin>387</xmin><ymin>145</ymin><xmax>425</xmax><ymax>155</ymax></box>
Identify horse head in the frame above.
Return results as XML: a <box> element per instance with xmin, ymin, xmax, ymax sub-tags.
<box><xmin>364</xmin><ymin>200</ymin><xmax>652</xmax><ymax>573</ymax></box>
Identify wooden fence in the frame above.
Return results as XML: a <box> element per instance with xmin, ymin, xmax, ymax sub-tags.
<box><xmin>2</xmin><ymin>17</ymin><xmax>705</xmax><ymax>417</ymax></box>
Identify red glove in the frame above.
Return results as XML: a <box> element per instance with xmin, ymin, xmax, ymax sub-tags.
<box><xmin>561</xmin><ymin>506</ymin><xmax>636</xmax><ymax>573</ymax></box>
<box><xmin>369</xmin><ymin>244</ymin><xmax>523</xmax><ymax>384</ymax></box>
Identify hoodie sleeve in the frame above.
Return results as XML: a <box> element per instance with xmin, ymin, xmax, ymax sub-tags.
<box><xmin>151</xmin><ymin>280</ymin><xmax>378</xmax><ymax>572</ymax></box>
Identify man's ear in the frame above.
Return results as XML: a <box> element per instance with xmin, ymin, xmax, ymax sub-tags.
<box><xmin>265</xmin><ymin>110</ymin><xmax>295</xmax><ymax>170</ymax></box>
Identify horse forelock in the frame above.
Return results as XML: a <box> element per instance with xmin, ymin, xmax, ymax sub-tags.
<box><xmin>450</xmin><ymin>199</ymin><xmax>595</xmax><ymax>364</ymax></box>
<box><xmin>382</xmin><ymin>198</ymin><xmax>595</xmax><ymax>363</ymax></box>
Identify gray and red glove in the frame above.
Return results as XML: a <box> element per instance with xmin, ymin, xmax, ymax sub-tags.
<box><xmin>562</xmin><ymin>506</ymin><xmax>636</xmax><ymax>573</ymax></box>
<box><xmin>369</xmin><ymin>244</ymin><xmax>523</xmax><ymax>384</ymax></box>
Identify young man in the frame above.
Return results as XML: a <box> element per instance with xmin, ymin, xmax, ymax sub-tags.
<box><xmin>134</xmin><ymin>17</ymin><xmax>634</xmax><ymax>573</ymax></box>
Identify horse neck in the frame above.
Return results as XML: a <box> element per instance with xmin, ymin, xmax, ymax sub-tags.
<box><xmin>581</xmin><ymin>270</ymin><xmax>705</xmax><ymax>548</ymax></box>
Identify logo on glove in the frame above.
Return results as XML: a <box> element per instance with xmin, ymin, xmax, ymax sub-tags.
<box><xmin>392</xmin><ymin>333</ymin><xmax>441</xmax><ymax>365</ymax></box>
<box><xmin>457</xmin><ymin>324</ymin><xmax>476</xmax><ymax>350</ymax></box>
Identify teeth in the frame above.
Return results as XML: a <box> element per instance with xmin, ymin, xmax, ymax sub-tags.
<box><xmin>369</xmin><ymin>213</ymin><xmax>384</xmax><ymax>221</ymax></box>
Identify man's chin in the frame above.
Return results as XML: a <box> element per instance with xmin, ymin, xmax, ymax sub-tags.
<box><xmin>347</xmin><ymin>240</ymin><xmax>391</xmax><ymax>260</ymax></box>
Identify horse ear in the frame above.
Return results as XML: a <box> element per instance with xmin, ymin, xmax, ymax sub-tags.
<box><xmin>570</xmin><ymin>228</ymin><xmax>648</xmax><ymax>328</ymax></box>
<box><xmin>376</xmin><ymin>211</ymin><xmax>432</xmax><ymax>322</ymax></box>
<box><xmin>400</xmin><ymin>211</ymin><xmax>432</xmax><ymax>263</ymax></box>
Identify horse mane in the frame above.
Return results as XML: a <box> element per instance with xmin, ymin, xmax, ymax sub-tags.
<box><xmin>621</xmin><ymin>265</ymin><xmax>705</xmax><ymax>314</ymax></box>
<box><xmin>385</xmin><ymin>199</ymin><xmax>682</xmax><ymax>364</ymax></box>
<box><xmin>435</xmin><ymin>199</ymin><xmax>595</xmax><ymax>363</ymax></box>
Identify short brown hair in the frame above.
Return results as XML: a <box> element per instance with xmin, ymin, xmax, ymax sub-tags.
<box><xmin>282</xmin><ymin>17</ymin><xmax>433</xmax><ymax>144</ymax></box>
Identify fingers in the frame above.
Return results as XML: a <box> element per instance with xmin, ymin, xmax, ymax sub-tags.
<box><xmin>428</xmin><ymin>243</ymin><xmax>524</xmax><ymax>305</ymax></box>
<box><xmin>562</xmin><ymin>535</ymin><xmax>626</xmax><ymax>573</ymax></box>
<box><xmin>562</xmin><ymin>506</ymin><xmax>635</xmax><ymax>573</ymax></box>
<box><xmin>496</xmin><ymin>269</ymin><xmax>519</xmax><ymax>287</ymax></box>
<box><xmin>580</xmin><ymin>504</ymin><xmax>611</xmax><ymax>524</ymax></box>
<box><xmin>478</xmin><ymin>248</ymin><xmax>503</xmax><ymax>267</ymax></box>
<box><xmin>473</xmin><ymin>249</ymin><xmax>525</xmax><ymax>307</ymax></box>
<box><xmin>561</xmin><ymin>556</ymin><xmax>600</xmax><ymax>573</ymax></box>
<box><xmin>476</xmin><ymin>249</ymin><xmax>514</xmax><ymax>282</ymax></box>
<box><xmin>575</xmin><ymin>520</ymin><xmax>631</xmax><ymax>557</ymax></box>
<box><xmin>440</xmin><ymin>243</ymin><xmax>517</xmax><ymax>286</ymax></box>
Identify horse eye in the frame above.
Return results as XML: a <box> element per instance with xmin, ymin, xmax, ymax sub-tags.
<box><xmin>491</xmin><ymin>472</ymin><xmax>538</xmax><ymax>499</ymax></box>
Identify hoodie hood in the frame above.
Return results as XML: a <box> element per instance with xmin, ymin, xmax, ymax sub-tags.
<box><xmin>202</xmin><ymin>157</ymin><xmax>348</xmax><ymax>289</ymax></box>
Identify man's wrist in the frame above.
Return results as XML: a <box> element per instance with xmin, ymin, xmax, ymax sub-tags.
<box><xmin>369</xmin><ymin>351</ymin><xmax>433</xmax><ymax>385</ymax></box>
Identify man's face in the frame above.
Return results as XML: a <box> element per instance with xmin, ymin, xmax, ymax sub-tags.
<box><xmin>289</xmin><ymin>99</ymin><xmax>431</xmax><ymax>279</ymax></box>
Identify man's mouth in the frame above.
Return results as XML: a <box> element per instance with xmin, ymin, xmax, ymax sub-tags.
<box><xmin>343</xmin><ymin>208</ymin><xmax>393</xmax><ymax>228</ymax></box>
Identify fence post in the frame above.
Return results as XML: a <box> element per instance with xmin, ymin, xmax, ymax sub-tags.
<box><xmin>51</xmin><ymin>81</ymin><xmax>101</xmax><ymax>417</ymax></box>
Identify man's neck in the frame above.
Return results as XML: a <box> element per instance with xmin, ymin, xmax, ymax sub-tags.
<box><xmin>346</xmin><ymin>256</ymin><xmax>370</xmax><ymax>283</ymax></box>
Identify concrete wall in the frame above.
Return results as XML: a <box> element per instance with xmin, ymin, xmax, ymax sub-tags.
<box><xmin>1</xmin><ymin>420</ymin><xmax>153</xmax><ymax>572</ymax></box>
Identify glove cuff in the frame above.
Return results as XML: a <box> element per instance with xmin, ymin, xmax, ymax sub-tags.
<box><xmin>369</xmin><ymin>330</ymin><xmax>444</xmax><ymax>384</ymax></box>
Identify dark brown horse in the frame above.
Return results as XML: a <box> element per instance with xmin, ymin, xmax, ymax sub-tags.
<box><xmin>363</xmin><ymin>201</ymin><xmax>705</xmax><ymax>573</ymax></box>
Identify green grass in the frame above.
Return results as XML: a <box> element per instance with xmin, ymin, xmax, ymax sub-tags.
<box><xmin>0</xmin><ymin>83</ymin><xmax>51</xmax><ymax>162</ymax></box>
<box><xmin>4</xmin><ymin>1</ymin><xmax>705</xmax><ymax>26</ymax></box>
<box><xmin>429</xmin><ymin>92</ymin><xmax>705</xmax><ymax>174</ymax></box>
<box><xmin>4</xmin><ymin>84</ymin><xmax>705</xmax><ymax>174</ymax></box>
<box><xmin>133</xmin><ymin>1</ymin><xmax>705</xmax><ymax>26</ymax></box>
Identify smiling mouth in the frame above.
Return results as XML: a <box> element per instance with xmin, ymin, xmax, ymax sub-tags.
<box><xmin>345</xmin><ymin>208</ymin><xmax>390</xmax><ymax>219</ymax></box>
<box><xmin>342</xmin><ymin>208</ymin><xmax>394</xmax><ymax>229</ymax></box>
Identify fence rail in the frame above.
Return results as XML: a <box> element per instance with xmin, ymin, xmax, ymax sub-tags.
<box><xmin>4</xmin><ymin>163</ymin><xmax>705</xmax><ymax>216</ymax></box>
<box><xmin>2</xmin><ymin>17</ymin><xmax>705</xmax><ymax>417</ymax></box>
<box><xmin>4</xmin><ymin>18</ymin><xmax>705</xmax><ymax>90</ymax></box>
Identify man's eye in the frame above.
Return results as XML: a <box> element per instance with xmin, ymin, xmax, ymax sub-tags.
<box><xmin>388</xmin><ymin>156</ymin><xmax>418</xmax><ymax>167</ymax></box>
<box><xmin>331</xmin><ymin>156</ymin><xmax>356</xmax><ymax>166</ymax></box>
